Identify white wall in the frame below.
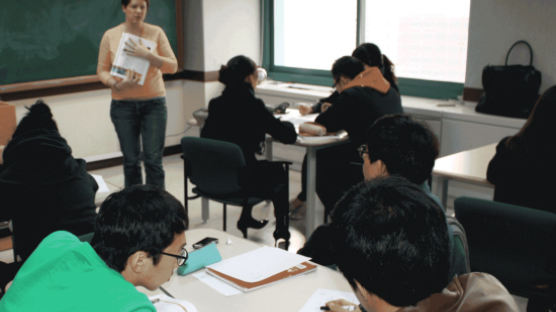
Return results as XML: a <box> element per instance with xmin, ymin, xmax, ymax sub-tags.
<box><xmin>202</xmin><ymin>0</ymin><xmax>261</xmax><ymax>71</ymax></box>
<box><xmin>9</xmin><ymin>80</ymin><xmax>188</xmax><ymax>161</ymax></box>
<box><xmin>466</xmin><ymin>0</ymin><xmax>556</xmax><ymax>93</ymax></box>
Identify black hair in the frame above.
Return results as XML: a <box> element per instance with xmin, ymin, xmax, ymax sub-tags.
<box><xmin>12</xmin><ymin>99</ymin><xmax>58</xmax><ymax>138</ymax></box>
<box><xmin>507</xmin><ymin>85</ymin><xmax>556</xmax><ymax>158</ymax></box>
<box><xmin>122</xmin><ymin>0</ymin><xmax>149</xmax><ymax>8</ymax></box>
<box><xmin>332</xmin><ymin>177</ymin><xmax>450</xmax><ymax>307</ymax></box>
<box><xmin>91</xmin><ymin>185</ymin><xmax>188</xmax><ymax>272</ymax></box>
<box><xmin>218</xmin><ymin>55</ymin><xmax>257</xmax><ymax>87</ymax></box>
<box><xmin>331</xmin><ymin>56</ymin><xmax>365</xmax><ymax>83</ymax></box>
<box><xmin>365</xmin><ymin>114</ymin><xmax>438</xmax><ymax>184</ymax></box>
<box><xmin>352</xmin><ymin>43</ymin><xmax>398</xmax><ymax>91</ymax></box>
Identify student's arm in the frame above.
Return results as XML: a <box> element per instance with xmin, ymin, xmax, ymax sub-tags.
<box><xmin>314</xmin><ymin>92</ymin><xmax>349</xmax><ymax>133</ymax></box>
<box><xmin>258</xmin><ymin>100</ymin><xmax>297</xmax><ymax>144</ymax></box>
<box><xmin>486</xmin><ymin>137</ymin><xmax>511</xmax><ymax>185</ymax></box>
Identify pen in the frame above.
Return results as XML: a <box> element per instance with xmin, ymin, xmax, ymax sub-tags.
<box><xmin>159</xmin><ymin>286</ymin><xmax>175</xmax><ymax>298</ymax></box>
<box><xmin>320</xmin><ymin>305</ymin><xmax>356</xmax><ymax>311</ymax></box>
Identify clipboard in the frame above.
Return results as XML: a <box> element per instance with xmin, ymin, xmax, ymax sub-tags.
<box><xmin>206</xmin><ymin>261</ymin><xmax>317</xmax><ymax>292</ymax></box>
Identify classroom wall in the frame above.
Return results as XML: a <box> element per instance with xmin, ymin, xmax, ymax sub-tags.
<box><xmin>466</xmin><ymin>0</ymin><xmax>556</xmax><ymax>93</ymax></box>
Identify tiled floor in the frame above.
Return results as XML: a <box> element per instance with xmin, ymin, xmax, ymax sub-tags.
<box><xmin>0</xmin><ymin>154</ymin><xmax>528</xmax><ymax>310</ymax></box>
<box><xmin>91</xmin><ymin>154</ymin><xmax>308</xmax><ymax>252</ymax></box>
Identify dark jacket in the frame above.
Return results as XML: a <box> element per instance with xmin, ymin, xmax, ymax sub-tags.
<box><xmin>315</xmin><ymin>67</ymin><xmax>403</xmax><ymax>147</ymax></box>
<box><xmin>487</xmin><ymin>136</ymin><xmax>554</xmax><ymax>213</ymax></box>
<box><xmin>0</xmin><ymin>129</ymin><xmax>97</xmax><ymax>260</ymax></box>
<box><xmin>201</xmin><ymin>83</ymin><xmax>297</xmax><ymax>164</ymax></box>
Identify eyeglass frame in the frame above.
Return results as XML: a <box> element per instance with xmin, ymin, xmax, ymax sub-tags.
<box><xmin>357</xmin><ymin>144</ymin><xmax>369</xmax><ymax>160</ymax></box>
<box><xmin>160</xmin><ymin>247</ymin><xmax>189</xmax><ymax>266</ymax></box>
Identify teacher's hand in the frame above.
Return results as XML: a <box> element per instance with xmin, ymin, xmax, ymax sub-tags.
<box><xmin>113</xmin><ymin>70</ymin><xmax>140</xmax><ymax>91</ymax></box>
<box><xmin>124</xmin><ymin>38</ymin><xmax>151</xmax><ymax>59</ymax></box>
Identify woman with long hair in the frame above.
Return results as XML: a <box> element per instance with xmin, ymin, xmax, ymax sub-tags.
<box><xmin>487</xmin><ymin>85</ymin><xmax>556</xmax><ymax>213</ymax></box>
<box><xmin>201</xmin><ymin>55</ymin><xmax>297</xmax><ymax>247</ymax></box>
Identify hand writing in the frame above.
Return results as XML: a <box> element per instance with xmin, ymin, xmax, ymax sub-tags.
<box><xmin>298</xmin><ymin>103</ymin><xmax>313</xmax><ymax>115</ymax></box>
<box><xmin>320</xmin><ymin>102</ymin><xmax>332</xmax><ymax>113</ymax></box>
<box><xmin>323</xmin><ymin>299</ymin><xmax>360</xmax><ymax>312</ymax></box>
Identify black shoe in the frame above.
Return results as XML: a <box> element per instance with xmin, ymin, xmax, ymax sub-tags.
<box><xmin>237</xmin><ymin>217</ymin><xmax>269</xmax><ymax>238</ymax></box>
<box><xmin>273</xmin><ymin>227</ymin><xmax>291</xmax><ymax>250</ymax></box>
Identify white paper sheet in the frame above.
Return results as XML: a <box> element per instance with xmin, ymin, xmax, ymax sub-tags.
<box><xmin>206</xmin><ymin>246</ymin><xmax>310</xmax><ymax>283</ymax></box>
<box><xmin>110</xmin><ymin>32</ymin><xmax>156</xmax><ymax>86</ymax></box>
<box><xmin>90</xmin><ymin>174</ymin><xmax>110</xmax><ymax>193</ymax></box>
<box><xmin>193</xmin><ymin>271</ymin><xmax>241</xmax><ymax>296</ymax></box>
<box><xmin>149</xmin><ymin>294</ymin><xmax>198</xmax><ymax>312</ymax></box>
<box><xmin>299</xmin><ymin>288</ymin><xmax>359</xmax><ymax>312</ymax></box>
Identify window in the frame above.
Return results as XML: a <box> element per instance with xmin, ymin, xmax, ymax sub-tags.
<box><xmin>363</xmin><ymin>0</ymin><xmax>470</xmax><ymax>83</ymax></box>
<box><xmin>263</xmin><ymin>0</ymin><xmax>471</xmax><ymax>98</ymax></box>
<box><xmin>273</xmin><ymin>0</ymin><xmax>357</xmax><ymax>70</ymax></box>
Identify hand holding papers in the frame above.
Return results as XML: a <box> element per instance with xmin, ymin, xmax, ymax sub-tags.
<box><xmin>205</xmin><ymin>246</ymin><xmax>316</xmax><ymax>292</ymax></box>
<box><xmin>111</xmin><ymin>33</ymin><xmax>156</xmax><ymax>86</ymax></box>
<box><xmin>299</xmin><ymin>289</ymin><xmax>359</xmax><ymax>312</ymax></box>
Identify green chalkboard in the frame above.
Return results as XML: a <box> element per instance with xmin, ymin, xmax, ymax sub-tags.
<box><xmin>0</xmin><ymin>0</ymin><xmax>177</xmax><ymax>86</ymax></box>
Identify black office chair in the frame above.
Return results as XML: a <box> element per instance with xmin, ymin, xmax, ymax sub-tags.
<box><xmin>455</xmin><ymin>197</ymin><xmax>556</xmax><ymax>311</ymax></box>
<box><xmin>181</xmin><ymin>137</ymin><xmax>291</xmax><ymax>245</ymax></box>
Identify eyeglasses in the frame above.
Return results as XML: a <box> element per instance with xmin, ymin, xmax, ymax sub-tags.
<box><xmin>357</xmin><ymin>144</ymin><xmax>368</xmax><ymax>159</ymax></box>
<box><xmin>160</xmin><ymin>248</ymin><xmax>189</xmax><ymax>266</ymax></box>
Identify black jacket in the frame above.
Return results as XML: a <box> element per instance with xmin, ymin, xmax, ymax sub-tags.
<box><xmin>201</xmin><ymin>83</ymin><xmax>297</xmax><ymax>164</ymax></box>
<box><xmin>0</xmin><ymin>129</ymin><xmax>97</xmax><ymax>259</ymax></box>
<box><xmin>487</xmin><ymin>136</ymin><xmax>554</xmax><ymax>213</ymax></box>
<box><xmin>315</xmin><ymin>86</ymin><xmax>403</xmax><ymax>147</ymax></box>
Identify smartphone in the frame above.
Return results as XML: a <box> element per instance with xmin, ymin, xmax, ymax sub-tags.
<box><xmin>192</xmin><ymin>237</ymin><xmax>218</xmax><ymax>249</ymax></box>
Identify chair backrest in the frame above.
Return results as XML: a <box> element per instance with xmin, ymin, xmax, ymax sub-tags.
<box><xmin>454</xmin><ymin>197</ymin><xmax>556</xmax><ymax>289</ymax></box>
<box><xmin>181</xmin><ymin>137</ymin><xmax>246</xmax><ymax>195</ymax></box>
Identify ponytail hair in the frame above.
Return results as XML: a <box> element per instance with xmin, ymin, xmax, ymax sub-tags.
<box><xmin>352</xmin><ymin>43</ymin><xmax>398</xmax><ymax>91</ymax></box>
<box><xmin>218</xmin><ymin>55</ymin><xmax>257</xmax><ymax>87</ymax></box>
<box><xmin>12</xmin><ymin>99</ymin><xmax>58</xmax><ymax>138</ymax></box>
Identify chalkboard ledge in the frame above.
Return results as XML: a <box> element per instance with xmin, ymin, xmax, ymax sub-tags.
<box><xmin>0</xmin><ymin>71</ymin><xmax>193</xmax><ymax>101</ymax></box>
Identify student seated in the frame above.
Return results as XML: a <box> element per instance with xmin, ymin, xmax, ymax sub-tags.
<box><xmin>299</xmin><ymin>115</ymin><xmax>467</xmax><ymax>279</ymax></box>
<box><xmin>487</xmin><ymin>85</ymin><xmax>556</xmax><ymax>214</ymax></box>
<box><xmin>323</xmin><ymin>177</ymin><xmax>518</xmax><ymax>312</ymax></box>
<box><xmin>201</xmin><ymin>55</ymin><xmax>297</xmax><ymax>246</ymax></box>
<box><xmin>0</xmin><ymin>100</ymin><xmax>97</xmax><ymax>288</ymax></box>
<box><xmin>0</xmin><ymin>185</ymin><xmax>188</xmax><ymax>311</ymax></box>
<box><xmin>293</xmin><ymin>56</ymin><xmax>403</xmax><ymax>218</ymax></box>
<box><xmin>291</xmin><ymin>43</ymin><xmax>400</xmax><ymax>216</ymax></box>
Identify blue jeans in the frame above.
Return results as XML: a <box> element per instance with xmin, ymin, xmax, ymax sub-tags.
<box><xmin>110</xmin><ymin>97</ymin><xmax>167</xmax><ymax>188</ymax></box>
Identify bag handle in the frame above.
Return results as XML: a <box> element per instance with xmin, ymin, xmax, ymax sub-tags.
<box><xmin>505</xmin><ymin>40</ymin><xmax>533</xmax><ymax>66</ymax></box>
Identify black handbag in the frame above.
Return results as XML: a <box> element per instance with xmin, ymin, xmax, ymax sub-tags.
<box><xmin>476</xmin><ymin>40</ymin><xmax>541</xmax><ymax>118</ymax></box>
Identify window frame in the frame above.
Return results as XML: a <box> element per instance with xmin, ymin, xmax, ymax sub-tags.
<box><xmin>261</xmin><ymin>0</ymin><xmax>464</xmax><ymax>99</ymax></box>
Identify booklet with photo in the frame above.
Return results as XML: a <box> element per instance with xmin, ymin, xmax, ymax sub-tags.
<box><xmin>110</xmin><ymin>32</ymin><xmax>156</xmax><ymax>86</ymax></box>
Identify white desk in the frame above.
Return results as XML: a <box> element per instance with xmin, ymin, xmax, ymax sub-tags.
<box><xmin>433</xmin><ymin>143</ymin><xmax>496</xmax><ymax>207</ymax></box>
<box><xmin>140</xmin><ymin>228</ymin><xmax>353</xmax><ymax>312</ymax></box>
<box><xmin>271</xmin><ymin>110</ymin><xmax>348</xmax><ymax>237</ymax></box>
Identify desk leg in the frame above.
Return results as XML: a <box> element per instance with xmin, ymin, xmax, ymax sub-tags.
<box><xmin>441</xmin><ymin>177</ymin><xmax>449</xmax><ymax>208</ymax></box>
<box><xmin>202</xmin><ymin>198</ymin><xmax>209</xmax><ymax>223</ymax></box>
<box><xmin>305</xmin><ymin>146</ymin><xmax>317</xmax><ymax>238</ymax></box>
<box><xmin>265</xmin><ymin>137</ymin><xmax>273</xmax><ymax>161</ymax></box>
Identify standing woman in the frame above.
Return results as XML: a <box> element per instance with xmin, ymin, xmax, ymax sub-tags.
<box><xmin>97</xmin><ymin>0</ymin><xmax>178</xmax><ymax>188</ymax></box>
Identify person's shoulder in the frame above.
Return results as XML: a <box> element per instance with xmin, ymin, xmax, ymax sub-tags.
<box><xmin>144</xmin><ymin>23</ymin><xmax>165</xmax><ymax>36</ymax></box>
<box><xmin>104</xmin><ymin>23</ymin><xmax>124</xmax><ymax>37</ymax></box>
<box><xmin>42</xmin><ymin>231</ymin><xmax>80</xmax><ymax>246</ymax></box>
